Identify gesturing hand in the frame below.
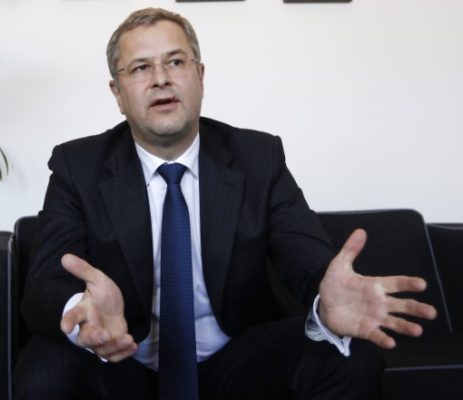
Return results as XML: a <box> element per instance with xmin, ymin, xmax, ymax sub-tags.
<box><xmin>60</xmin><ymin>254</ymin><xmax>137</xmax><ymax>362</ymax></box>
<box><xmin>318</xmin><ymin>229</ymin><xmax>437</xmax><ymax>349</ymax></box>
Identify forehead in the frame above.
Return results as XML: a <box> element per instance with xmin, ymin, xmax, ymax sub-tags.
<box><xmin>117</xmin><ymin>20</ymin><xmax>192</xmax><ymax>63</ymax></box>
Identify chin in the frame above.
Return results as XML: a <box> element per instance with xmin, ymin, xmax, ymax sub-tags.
<box><xmin>155</xmin><ymin>125</ymin><xmax>185</xmax><ymax>138</ymax></box>
<box><xmin>150</xmin><ymin>124</ymin><xmax>190</xmax><ymax>146</ymax></box>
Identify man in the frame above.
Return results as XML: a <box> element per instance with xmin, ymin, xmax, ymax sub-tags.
<box><xmin>15</xmin><ymin>7</ymin><xmax>436</xmax><ymax>400</ymax></box>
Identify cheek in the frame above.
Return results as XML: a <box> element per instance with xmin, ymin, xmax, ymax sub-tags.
<box><xmin>186</xmin><ymin>82</ymin><xmax>204</xmax><ymax>108</ymax></box>
<box><xmin>121</xmin><ymin>91</ymin><xmax>145</xmax><ymax>115</ymax></box>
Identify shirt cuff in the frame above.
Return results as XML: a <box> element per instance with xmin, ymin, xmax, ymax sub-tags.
<box><xmin>305</xmin><ymin>294</ymin><xmax>352</xmax><ymax>357</ymax></box>
<box><xmin>63</xmin><ymin>292</ymin><xmax>84</xmax><ymax>344</ymax></box>
<box><xmin>62</xmin><ymin>292</ymin><xmax>108</xmax><ymax>362</ymax></box>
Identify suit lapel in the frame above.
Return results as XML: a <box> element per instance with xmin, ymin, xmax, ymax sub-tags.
<box><xmin>199</xmin><ymin>120</ymin><xmax>245</xmax><ymax>316</ymax></box>
<box><xmin>97</xmin><ymin>120</ymin><xmax>245</xmax><ymax>321</ymax></box>
<box><xmin>99</xmin><ymin>125</ymin><xmax>153</xmax><ymax>319</ymax></box>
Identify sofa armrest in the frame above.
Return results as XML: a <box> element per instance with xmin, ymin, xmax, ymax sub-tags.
<box><xmin>428</xmin><ymin>223</ymin><xmax>463</xmax><ymax>334</ymax></box>
<box><xmin>0</xmin><ymin>231</ymin><xmax>13</xmax><ymax>400</ymax></box>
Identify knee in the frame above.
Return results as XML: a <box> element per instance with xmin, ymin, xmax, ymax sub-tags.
<box><xmin>14</xmin><ymin>359</ymin><xmax>73</xmax><ymax>399</ymax></box>
<box><xmin>345</xmin><ymin>340</ymin><xmax>384</xmax><ymax>398</ymax></box>
<box><xmin>13</xmin><ymin>335</ymin><xmax>93</xmax><ymax>400</ymax></box>
<box><xmin>294</xmin><ymin>339</ymin><xmax>384</xmax><ymax>400</ymax></box>
<box><xmin>349</xmin><ymin>340</ymin><xmax>384</xmax><ymax>380</ymax></box>
<box><xmin>14</xmin><ymin>367</ymin><xmax>66</xmax><ymax>400</ymax></box>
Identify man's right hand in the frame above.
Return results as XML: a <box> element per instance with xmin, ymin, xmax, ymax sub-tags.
<box><xmin>60</xmin><ymin>254</ymin><xmax>137</xmax><ymax>362</ymax></box>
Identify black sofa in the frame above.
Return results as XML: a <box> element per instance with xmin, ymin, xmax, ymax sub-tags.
<box><xmin>0</xmin><ymin>230</ymin><xmax>13</xmax><ymax>400</ymax></box>
<box><xmin>1</xmin><ymin>210</ymin><xmax>463</xmax><ymax>399</ymax></box>
<box><xmin>317</xmin><ymin>209</ymin><xmax>463</xmax><ymax>399</ymax></box>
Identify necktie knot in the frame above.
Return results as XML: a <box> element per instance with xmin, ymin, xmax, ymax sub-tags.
<box><xmin>158</xmin><ymin>162</ymin><xmax>186</xmax><ymax>184</ymax></box>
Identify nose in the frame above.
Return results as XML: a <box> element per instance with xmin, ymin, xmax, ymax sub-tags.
<box><xmin>150</xmin><ymin>63</ymin><xmax>171</xmax><ymax>87</ymax></box>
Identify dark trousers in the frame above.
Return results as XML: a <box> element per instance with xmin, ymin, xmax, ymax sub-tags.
<box><xmin>14</xmin><ymin>317</ymin><xmax>384</xmax><ymax>399</ymax></box>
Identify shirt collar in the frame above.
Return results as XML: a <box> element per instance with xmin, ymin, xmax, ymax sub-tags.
<box><xmin>135</xmin><ymin>134</ymin><xmax>200</xmax><ymax>184</ymax></box>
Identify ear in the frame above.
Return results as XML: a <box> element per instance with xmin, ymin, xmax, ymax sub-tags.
<box><xmin>109</xmin><ymin>80</ymin><xmax>126</xmax><ymax>115</ymax></box>
<box><xmin>198</xmin><ymin>63</ymin><xmax>205</xmax><ymax>94</ymax></box>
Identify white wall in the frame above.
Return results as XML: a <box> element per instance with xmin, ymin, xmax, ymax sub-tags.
<box><xmin>1</xmin><ymin>0</ymin><xmax>462</xmax><ymax>231</ymax></box>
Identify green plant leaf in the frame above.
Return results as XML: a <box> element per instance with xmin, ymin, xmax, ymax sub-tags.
<box><xmin>0</xmin><ymin>147</ymin><xmax>9</xmax><ymax>180</ymax></box>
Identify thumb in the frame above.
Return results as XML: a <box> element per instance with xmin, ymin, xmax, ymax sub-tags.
<box><xmin>338</xmin><ymin>229</ymin><xmax>367</xmax><ymax>265</ymax></box>
<box><xmin>61</xmin><ymin>303</ymin><xmax>86</xmax><ymax>334</ymax></box>
<box><xmin>61</xmin><ymin>254</ymin><xmax>100</xmax><ymax>285</ymax></box>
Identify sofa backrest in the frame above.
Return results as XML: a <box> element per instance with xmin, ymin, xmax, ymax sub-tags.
<box><xmin>317</xmin><ymin>209</ymin><xmax>451</xmax><ymax>339</ymax></box>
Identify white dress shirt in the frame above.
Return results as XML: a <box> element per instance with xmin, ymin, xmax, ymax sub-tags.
<box><xmin>64</xmin><ymin>132</ymin><xmax>351</xmax><ymax>369</ymax></box>
<box><xmin>133</xmin><ymin>134</ymin><xmax>230</xmax><ymax>369</ymax></box>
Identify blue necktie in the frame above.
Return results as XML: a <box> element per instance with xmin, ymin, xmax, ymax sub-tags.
<box><xmin>158</xmin><ymin>163</ymin><xmax>199</xmax><ymax>400</ymax></box>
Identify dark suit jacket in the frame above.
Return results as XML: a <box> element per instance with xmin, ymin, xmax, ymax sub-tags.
<box><xmin>22</xmin><ymin>117</ymin><xmax>335</xmax><ymax>343</ymax></box>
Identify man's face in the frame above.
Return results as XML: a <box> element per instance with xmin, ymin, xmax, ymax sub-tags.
<box><xmin>110</xmin><ymin>21</ymin><xmax>204</xmax><ymax>155</ymax></box>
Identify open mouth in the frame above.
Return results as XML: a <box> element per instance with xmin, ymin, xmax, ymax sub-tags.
<box><xmin>150</xmin><ymin>97</ymin><xmax>179</xmax><ymax>108</ymax></box>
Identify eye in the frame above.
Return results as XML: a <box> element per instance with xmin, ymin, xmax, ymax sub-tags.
<box><xmin>167</xmin><ymin>58</ymin><xmax>185</xmax><ymax>68</ymax></box>
<box><xmin>131</xmin><ymin>64</ymin><xmax>151</xmax><ymax>74</ymax></box>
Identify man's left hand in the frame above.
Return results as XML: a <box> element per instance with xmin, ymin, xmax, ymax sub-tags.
<box><xmin>318</xmin><ymin>229</ymin><xmax>437</xmax><ymax>349</ymax></box>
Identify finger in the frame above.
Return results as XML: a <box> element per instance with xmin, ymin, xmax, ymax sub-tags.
<box><xmin>104</xmin><ymin>341</ymin><xmax>138</xmax><ymax>363</ymax></box>
<box><xmin>387</xmin><ymin>297</ymin><xmax>437</xmax><ymax>320</ymax></box>
<box><xmin>94</xmin><ymin>335</ymin><xmax>135</xmax><ymax>358</ymax></box>
<box><xmin>61</xmin><ymin>254</ymin><xmax>101</xmax><ymax>285</ymax></box>
<box><xmin>368</xmin><ymin>328</ymin><xmax>396</xmax><ymax>349</ymax></box>
<box><xmin>77</xmin><ymin>325</ymin><xmax>111</xmax><ymax>348</ymax></box>
<box><xmin>378</xmin><ymin>275</ymin><xmax>427</xmax><ymax>294</ymax></box>
<box><xmin>338</xmin><ymin>229</ymin><xmax>367</xmax><ymax>265</ymax></box>
<box><xmin>61</xmin><ymin>306</ymin><xmax>87</xmax><ymax>334</ymax></box>
<box><xmin>382</xmin><ymin>315</ymin><xmax>423</xmax><ymax>337</ymax></box>
<box><xmin>86</xmin><ymin>327</ymin><xmax>111</xmax><ymax>346</ymax></box>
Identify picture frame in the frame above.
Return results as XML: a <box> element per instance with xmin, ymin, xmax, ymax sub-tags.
<box><xmin>284</xmin><ymin>0</ymin><xmax>351</xmax><ymax>3</ymax></box>
<box><xmin>176</xmin><ymin>0</ymin><xmax>243</xmax><ymax>2</ymax></box>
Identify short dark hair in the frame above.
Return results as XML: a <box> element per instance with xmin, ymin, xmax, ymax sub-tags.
<box><xmin>106</xmin><ymin>8</ymin><xmax>201</xmax><ymax>79</ymax></box>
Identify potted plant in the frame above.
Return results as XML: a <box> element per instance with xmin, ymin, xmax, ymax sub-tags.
<box><xmin>0</xmin><ymin>147</ymin><xmax>9</xmax><ymax>180</ymax></box>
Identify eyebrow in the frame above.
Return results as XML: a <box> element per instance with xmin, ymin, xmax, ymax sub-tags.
<box><xmin>127</xmin><ymin>49</ymin><xmax>190</xmax><ymax>67</ymax></box>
